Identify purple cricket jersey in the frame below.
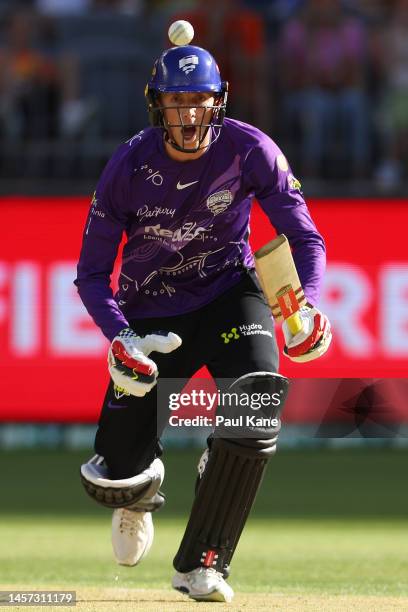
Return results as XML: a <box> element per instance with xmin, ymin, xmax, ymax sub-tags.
<box><xmin>75</xmin><ymin>118</ymin><xmax>326</xmax><ymax>341</ymax></box>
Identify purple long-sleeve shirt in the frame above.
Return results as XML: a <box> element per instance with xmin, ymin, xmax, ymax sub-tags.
<box><xmin>75</xmin><ymin>118</ymin><xmax>326</xmax><ymax>340</ymax></box>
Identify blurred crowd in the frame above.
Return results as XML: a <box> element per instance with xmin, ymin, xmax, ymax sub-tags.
<box><xmin>0</xmin><ymin>0</ymin><xmax>407</xmax><ymax>192</ymax></box>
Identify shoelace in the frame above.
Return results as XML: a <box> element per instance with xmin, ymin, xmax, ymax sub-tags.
<box><xmin>118</xmin><ymin>509</ymin><xmax>140</xmax><ymax>535</ymax></box>
<box><xmin>188</xmin><ymin>567</ymin><xmax>224</xmax><ymax>583</ymax></box>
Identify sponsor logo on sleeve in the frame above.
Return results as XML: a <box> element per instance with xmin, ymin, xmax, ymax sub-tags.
<box><xmin>86</xmin><ymin>192</ymin><xmax>105</xmax><ymax>234</ymax></box>
<box><xmin>288</xmin><ymin>174</ymin><xmax>302</xmax><ymax>191</ymax></box>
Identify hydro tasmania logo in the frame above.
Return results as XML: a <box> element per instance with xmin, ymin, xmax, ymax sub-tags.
<box><xmin>179</xmin><ymin>55</ymin><xmax>199</xmax><ymax>75</ymax></box>
<box><xmin>239</xmin><ymin>323</ymin><xmax>272</xmax><ymax>338</ymax></box>
<box><xmin>206</xmin><ymin>190</ymin><xmax>233</xmax><ymax>216</ymax></box>
<box><xmin>221</xmin><ymin>323</ymin><xmax>272</xmax><ymax>343</ymax></box>
<box><xmin>221</xmin><ymin>328</ymin><xmax>240</xmax><ymax>344</ymax></box>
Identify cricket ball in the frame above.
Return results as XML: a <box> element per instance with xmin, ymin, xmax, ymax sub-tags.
<box><xmin>168</xmin><ymin>20</ymin><xmax>194</xmax><ymax>46</ymax></box>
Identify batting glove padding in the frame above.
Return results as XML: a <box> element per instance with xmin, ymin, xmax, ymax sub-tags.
<box><xmin>108</xmin><ymin>327</ymin><xmax>182</xmax><ymax>397</ymax></box>
<box><xmin>282</xmin><ymin>306</ymin><xmax>332</xmax><ymax>363</ymax></box>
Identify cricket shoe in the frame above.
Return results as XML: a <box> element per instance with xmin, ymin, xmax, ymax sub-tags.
<box><xmin>112</xmin><ymin>508</ymin><xmax>154</xmax><ymax>566</ymax></box>
<box><xmin>172</xmin><ymin>567</ymin><xmax>234</xmax><ymax>603</ymax></box>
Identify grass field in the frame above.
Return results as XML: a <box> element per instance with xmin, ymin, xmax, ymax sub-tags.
<box><xmin>0</xmin><ymin>448</ymin><xmax>407</xmax><ymax>610</ymax></box>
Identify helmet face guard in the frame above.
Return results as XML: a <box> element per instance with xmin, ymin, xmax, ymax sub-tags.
<box><xmin>145</xmin><ymin>45</ymin><xmax>228</xmax><ymax>153</ymax></box>
<box><xmin>146</xmin><ymin>90</ymin><xmax>228</xmax><ymax>153</ymax></box>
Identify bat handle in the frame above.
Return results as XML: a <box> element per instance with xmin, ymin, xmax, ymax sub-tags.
<box><xmin>286</xmin><ymin>311</ymin><xmax>303</xmax><ymax>335</ymax></box>
<box><xmin>276</xmin><ymin>285</ymin><xmax>304</xmax><ymax>335</ymax></box>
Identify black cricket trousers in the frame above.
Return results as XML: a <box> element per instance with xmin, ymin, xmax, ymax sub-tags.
<box><xmin>95</xmin><ymin>269</ymin><xmax>279</xmax><ymax>479</ymax></box>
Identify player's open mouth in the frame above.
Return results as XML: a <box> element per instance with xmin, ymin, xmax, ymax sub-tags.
<box><xmin>182</xmin><ymin>126</ymin><xmax>197</xmax><ymax>142</ymax></box>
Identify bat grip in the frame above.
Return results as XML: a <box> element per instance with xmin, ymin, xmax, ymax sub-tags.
<box><xmin>286</xmin><ymin>311</ymin><xmax>303</xmax><ymax>335</ymax></box>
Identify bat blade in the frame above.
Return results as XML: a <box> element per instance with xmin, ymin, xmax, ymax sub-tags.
<box><xmin>254</xmin><ymin>234</ymin><xmax>306</xmax><ymax>332</ymax></box>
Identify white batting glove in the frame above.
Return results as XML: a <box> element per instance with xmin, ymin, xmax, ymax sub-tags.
<box><xmin>108</xmin><ymin>327</ymin><xmax>182</xmax><ymax>397</ymax></box>
<box><xmin>282</xmin><ymin>306</ymin><xmax>332</xmax><ymax>363</ymax></box>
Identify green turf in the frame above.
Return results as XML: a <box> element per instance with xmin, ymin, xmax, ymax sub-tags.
<box><xmin>0</xmin><ymin>517</ymin><xmax>407</xmax><ymax>596</ymax></box>
<box><xmin>1</xmin><ymin>448</ymin><xmax>407</xmax><ymax>518</ymax></box>
<box><xmin>0</xmin><ymin>448</ymin><xmax>407</xmax><ymax>596</ymax></box>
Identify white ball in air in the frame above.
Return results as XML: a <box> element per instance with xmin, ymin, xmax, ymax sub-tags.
<box><xmin>168</xmin><ymin>20</ymin><xmax>194</xmax><ymax>46</ymax></box>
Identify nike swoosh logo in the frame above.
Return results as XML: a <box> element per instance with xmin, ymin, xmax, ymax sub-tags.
<box><xmin>108</xmin><ymin>401</ymin><xmax>128</xmax><ymax>410</ymax></box>
<box><xmin>176</xmin><ymin>180</ymin><xmax>199</xmax><ymax>190</ymax></box>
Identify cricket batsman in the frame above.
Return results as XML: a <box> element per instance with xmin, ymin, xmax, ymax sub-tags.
<box><xmin>76</xmin><ymin>23</ymin><xmax>332</xmax><ymax>603</ymax></box>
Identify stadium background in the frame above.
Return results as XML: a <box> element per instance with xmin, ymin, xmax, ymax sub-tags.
<box><xmin>0</xmin><ymin>1</ymin><xmax>407</xmax><ymax>608</ymax></box>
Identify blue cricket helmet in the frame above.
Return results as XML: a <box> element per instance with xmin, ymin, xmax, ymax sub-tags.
<box><xmin>145</xmin><ymin>45</ymin><xmax>228</xmax><ymax>152</ymax></box>
<box><xmin>148</xmin><ymin>45</ymin><xmax>225</xmax><ymax>93</ymax></box>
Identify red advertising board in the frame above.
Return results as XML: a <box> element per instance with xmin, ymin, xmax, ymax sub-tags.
<box><xmin>0</xmin><ymin>197</ymin><xmax>407</xmax><ymax>422</ymax></box>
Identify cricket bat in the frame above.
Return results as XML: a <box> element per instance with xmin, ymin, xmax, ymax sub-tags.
<box><xmin>254</xmin><ymin>235</ymin><xmax>306</xmax><ymax>334</ymax></box>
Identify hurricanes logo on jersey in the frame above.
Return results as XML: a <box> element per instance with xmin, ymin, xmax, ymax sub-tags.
<box><xmin>206</xmin><ymin>190</ymin><xmax>233</xmax><ymax>216</ymax></box>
